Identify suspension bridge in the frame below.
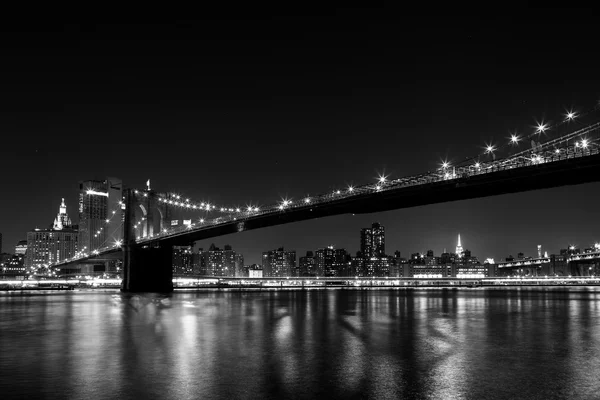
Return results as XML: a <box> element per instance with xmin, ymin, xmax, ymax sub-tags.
<box><xmin>50</xmin><ymin>107</ymin><xmax>600</xmax><ymax>291</ymax></box>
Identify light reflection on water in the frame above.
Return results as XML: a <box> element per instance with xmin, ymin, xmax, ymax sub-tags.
<box><xmin>1</xmin><ymin>288</ymin><xmax>600</xmax><ymax>399</ymax></box>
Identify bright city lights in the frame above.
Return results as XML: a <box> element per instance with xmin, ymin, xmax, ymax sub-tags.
<box><xmin>510</xmin><ymin>134</ymin><xmax>519</xmax><ymax>144</ymax></box>
<box><xmin>485</xmin><ymin>143</ymin><xmax>496</xmax><ymax>154</ymax></box>
<box><xmin>536</xmin><ymin>122</ymin><xmax>548</xmax><ymax>133</ymax></box>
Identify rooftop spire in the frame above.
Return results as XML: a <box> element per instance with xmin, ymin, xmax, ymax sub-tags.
<box><xmin>455</xmin><ymin>233</ymin><xmax>464</xmax><ymax>258</ymax></box>
<box><xmin>53</xmin><ymin>198</ymin><xmax>72</xmax><ymax>230</ymax></box>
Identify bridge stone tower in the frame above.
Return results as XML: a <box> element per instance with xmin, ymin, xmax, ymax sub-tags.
<box><xmin>121</xmin><ymin>188</ymin><xmax>174</xmax><ymax>292</ymax></box>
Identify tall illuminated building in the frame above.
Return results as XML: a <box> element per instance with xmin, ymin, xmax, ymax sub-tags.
<box><xmin>25</xmin><ymin>198</ymin><xmax>78</xmax><ymax>268</ymax></box>
<box><xmin>78</xmin><ymin>177</ymin><xmax>122</xmax><ymax>254</ymax></box>
<box><xmin>53</xmin><ymin>198</ymin><xmax>72</xmax><ymax>230</ymax></box>
<box><xmin>172</xmin><ymin>245</ymin><xmax>193</xmax><ymax>275</ymax></box>
<box><xmin>456</xmin><ymin>234</ymin><xmax>464</xmax><ymax>259</ymax></box>
<box><xmin>360</xmin><ymin>222</ymin><xmax>385</xmax><ymax>258</ymax></box>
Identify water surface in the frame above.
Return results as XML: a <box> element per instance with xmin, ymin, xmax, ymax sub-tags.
<box><xmin>1</xmin><ymin>288</ymin><xmax>600</xmax><ymax>399</ymax></box>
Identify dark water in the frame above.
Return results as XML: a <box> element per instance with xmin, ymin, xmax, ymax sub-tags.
<box><xmin>1</xmin><ymin>288</ymin><xmax>600</xmax><ymax>400</ymax></box>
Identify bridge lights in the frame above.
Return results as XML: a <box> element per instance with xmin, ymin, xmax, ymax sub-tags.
<box><xmin>565</xmin><ymin>110</ymin><xmax>577</xmax><ymax>121</ymax></box>
<box><xmin>441</xmin><ymin>161</ymin><xmax>449</xmax><ymax>169</ymax></box>
<box><xmin>304</xmin><ymin>197</ymin><xmax>311</xmax><ymax>204</ymax></box>
<box><xmin>376</xmin><ymin>185</ymin><xmax>381</xmax><ymax>191</ymax></box>
<box><xmin>378</xmin><ymin>174</ymin><xmax>387</xmax><ymax>184</ymax></box>
<box><xmin>348</xmin><ymin>186</ymin><xmax>354</xmax><ymax>192</ymax></box>
<box><xmin>484</xmin><ymin>143</ymin><xmax>496</xmax><ymax>154</ymax></box>
<box><xmin>581</xmin><ymin>138</ymin><xmax>589</xmax><ymax>148</ymax></box>
<box><xmin>336</xmin><ymin>190</ymin><xmax>341</xmax><ymax>194</ymax></box>
<box><xmin>555</xmin><ymin>149</ymin><xmax>560</xmax><ymax>154</ymax></box>
<box><xmin>510</xmin><ymin>134</ymin><xmax>519</xmax><ymax>145</ymax></box>
<box><xmin>535</xmin><ymin>122</ymin><xmax>548</xmax><ymax>134</ymax></box>
<box><xmin>474</xmin><ymin>162</ymin><xmax>481</xmax><ymax>169</ymax></box>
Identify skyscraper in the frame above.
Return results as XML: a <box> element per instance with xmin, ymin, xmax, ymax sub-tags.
<box><xmin>223</xmin><ymin>244</ymin><xmax>237</xmax><ymax>277</ymax></box>
<box><xmin>25</xmin><ymin>199</ymin><xmax>78</xmax><ymax>269</ymax></box>
<box><xmin>361</xmin><ymin>222</ymin><xmax>385</xmax><ymax>258</ymax></box>
<box><xmin>456</xmin><ymin>234</ymin><xmax>464</xmax><ymax>258</ymax></box>
<box><xmin>78</xmin><ymin>177</ymin><xmax>122</xmax><ymax>254</ymax></box>
<box><xmin>262</xmin><ymin>247</ymin><xmax>296</xmax><ymax>277</ymax></box>
<box><xmin>203</xmin><ymin>244</ymin><xmax>224</xmax><ymax>276</ymax></box>
<box><xmin>53</xmin><ymin>198</ymin><xmax>72</xmax><ymax>230</ymax></box>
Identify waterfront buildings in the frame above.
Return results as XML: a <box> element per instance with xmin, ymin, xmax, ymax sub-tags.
<box><xmin>172</xmin><ymin>245</ymin><xmax>193</xmax><ymax>275</ymax></box>
<box><xmin>298</xmin><ymin>251</ymin><xmax>316</xmax><ymax>276</ymax></box>
<box><xmin>248</xmin><ymin>265</ymin><xmax>263</xmax><ymax>278</ymax></box>
<box><xmin>78</xmin><ymin>177</ymin><xmax>123</xmax><ymax>254</ymax></box>
<box><xmin>25</xmin><ymin>199</ymin><xmax>78</xmax><ymax>269</ymax></box>
<box><xmin>195</xmin><ymin>244</ymin><xmax>244</xmax><ymax>277</ymax></box>
<box><xmin>314</xmin><ymin>246</ymin><xmax>350</xmax><ymax>277</ymax></box>
<box><xmin>262</xmin><ymin>247</ymin><xmax>296</xmax><ymax>277</ymax></box>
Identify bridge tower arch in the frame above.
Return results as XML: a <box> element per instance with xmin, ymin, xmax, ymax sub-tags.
<box><xmin>122</xmin><ymin>188</ymin><xmax>174</xmax><ymax>292</ymax></box>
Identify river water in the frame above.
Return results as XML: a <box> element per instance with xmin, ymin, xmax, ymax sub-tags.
<box><xmin>1</xmin><ymin>288</ymin><xmax>600</xmax><ymax>399</ymax></box>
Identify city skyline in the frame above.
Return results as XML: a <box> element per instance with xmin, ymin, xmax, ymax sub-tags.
<box><xmin>1</xmin><ymin>19</ymin><xmax>600</xmax><ymax>267</ymax></box>
<box><xmin>3</xmin><ymin>189</ymin><xmax>599</xmax><ymax>266</ymax></box>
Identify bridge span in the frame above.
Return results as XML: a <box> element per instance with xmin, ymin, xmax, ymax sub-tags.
<box><xmin>48</xmin><ymin>116</ymin><xmax>600</xmax><ymax>292</ymax></box>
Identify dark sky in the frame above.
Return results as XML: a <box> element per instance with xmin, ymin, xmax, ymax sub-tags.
<box><xmin>1</xmin><ymin>12</ymin><xmax>600</xmax><ymax>264</ymax></box>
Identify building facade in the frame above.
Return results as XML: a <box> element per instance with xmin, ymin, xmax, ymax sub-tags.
<box><xmin>172</xmin><ymin>245</ymin><xmax>193</xmax><ymax>275</ymax></box>
<box><xmin>78</xmin><ymin>177</ymin><xmax>122</xmax><ymax>254</ymax></box>
<box><xmin>262</xmin><ymin>247</ymin><xmax>296</xmax><ymax>277</ymax></box>
<box><xmin>25</xmin><ymin>199</ymin><xmax>78</xmax><ymax>269</ymax></box>
<box><xmin>315</xmin><ymin>247</ymin><xmax>350</xmax><ymax>277</ymax></box>
<box><xmin>299</xmin><ymin>251</ymin><xmax>316</xmax><ymax>276</ymax></box>
<box><xmin>360</xmin><ymin>222</ymin><xmax>385</xmax><ymax>258</ymax></box>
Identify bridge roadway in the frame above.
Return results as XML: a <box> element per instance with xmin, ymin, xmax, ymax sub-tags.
<box><xmin>144</xmin><ymin>151</ymin><xmax>600</xmax><ymax>247</ymax></box>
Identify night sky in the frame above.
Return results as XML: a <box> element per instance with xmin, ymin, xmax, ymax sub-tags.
<box><xmin>1</xmin><ymin>13</ymin><xmax>600</xmax><ymax>264</ymax></box>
